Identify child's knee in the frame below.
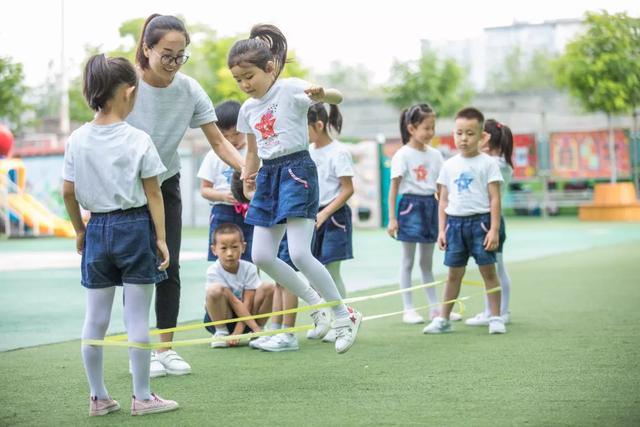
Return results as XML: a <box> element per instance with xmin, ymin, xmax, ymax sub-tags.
<box><xmin>206</xmin><ymin>284</ymin><xmax>226</xmax><ymax>301</ymax></box>
<box><xmin>261</xmin><ymin>282</ymin><xmax>276</xmax><ymax>297</ymax></box>
<box><xmin>478</xmin><ymin>264</ymin><xmax>498</xmax><ymax>282</ymax></box>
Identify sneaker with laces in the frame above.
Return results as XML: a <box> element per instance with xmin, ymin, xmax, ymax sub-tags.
<box><xmin>89</xmin><ymin>396</ymin><xmax>120</xmax><ymax>416</ymax></box>
<box><xmin>423</xmin><ymin>316</ymin><xmax>452</xmax><ymax>334</ymax></box>
<box><xmin>249</xmin><ymin>335</ymin><xmax>273</xmax><ymax>350</ymax></box>
<box><xmin>129</xmin><ymin>353</ymin><xmax>166</xmax><ymax>378</ymax></box>
<box><xmin>488</xmin><ymin>316</ymin><xmax>506</xmax><ymax>334</ymax></box>
<box><xmin>449</xmin><ymin>311</ymin><xmax>463</xmax><ymax>321</ymax></box>
<box><xmin>334</xmin><ymin>307</ymin><xmax>362</xmax><ymax>354</ymax></box>
<box><xmin>307</xmin><ymin>308</ymin><xmax>331</xmax><ymax>339</ymax></box>
<box><xmin>465</xmin><ymin>312</ymin><xmax>490</xmax><ymax>326</ymax></box>
<box><xmin>321</xmin><ymin>328</ymin><xmax>337</xmax><ymax>343</ymax></box>
<box><xmin>210</xmin><ymin>332</ymin><xmax>229</xmax><ymax>348</ymax></box>
<box><xmin>402</xmin><ymin>309</ymin><xmax>424</xmax><ymax>324</ymax></box>
<box><xmin>154</xmin><ymin>350</ymin><xmax>191</xmax><ymax>375</ymax></box>
<box><xmin>260</xmin><ymin>333</ymin><xmax>299</xmax><ymax>352</ymax></box>
<box><xmin>131</xmin><ymin>393</ymin><xmax>179</xmax><ymax>416</ymax></box>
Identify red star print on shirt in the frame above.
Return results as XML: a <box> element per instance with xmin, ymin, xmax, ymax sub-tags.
<box><xmin>413</xmin><ymin>165</ymin><xmax>428</xmax><ymax>181</ymax></box>
<box><xmin>255</xmin><ymin>112</ymin><xmax>276</xmax><ymax>139</ymax></box>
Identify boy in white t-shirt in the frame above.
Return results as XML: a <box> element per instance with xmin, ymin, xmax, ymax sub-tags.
<box><xmin>204</xmin><ymin>223</ymin><xmax>275</xmax><ymax>347</ymax></box>
<box><xmin>424</xmin><ymin>107</ymin><xmax>506</xmax><ymax>335</ymax></box>
<box><xmin>197</xmin><ymin>100</ymin><xmax>254</xmax><ymax>262</ymax></box>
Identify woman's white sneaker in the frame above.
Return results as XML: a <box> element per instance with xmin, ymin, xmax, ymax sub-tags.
<box><xmin>423</xmin><ymin>316</ymin><xmax>452</xmax><ymax>334</ymax></box>
<box><xmin>154</xmin><ymin>350</ymin><xmax>191</xmax><ymax>375</ymax></box>
<box><xmin>307</xmin><ymin>308</ymin><xmax>331</xmax><ymax>339</ymax></box>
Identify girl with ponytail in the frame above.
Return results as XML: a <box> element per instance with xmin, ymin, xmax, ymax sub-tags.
<box><xmin>228</xmin><ymin>24</ymin><xmax>362</xmax><ymax>354</ymax></box>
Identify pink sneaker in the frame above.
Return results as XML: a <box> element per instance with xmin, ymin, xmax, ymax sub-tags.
<box><xmin>131</xmin><ymin>393</ymin><xmax>179</xmax><ymax>416</ymax></box>
<box><xmin>89</xmin><ymin>396</ymin><xmax>120</xmax><ymax>416</ymax></box>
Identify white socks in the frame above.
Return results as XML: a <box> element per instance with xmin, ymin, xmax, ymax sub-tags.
<box><xmin>484</xmin><ymin>252</ymin><xmax>511</xmax><ymax>316</ymax></box>
<box><xmin>400</xmin><ymin>242</ymin><xmax>438</xmax><ymax>310</ymax></box>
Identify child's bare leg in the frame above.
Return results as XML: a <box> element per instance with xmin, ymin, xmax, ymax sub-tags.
<box><xmin>253</xmin><ymin>283</ymin><xmax>275</xmax><ymax>327</ymax></box>
<box><xmin>270</xmin><ymin>283</ymin><xmax>284</xmax><ymax>326</ymax></box>
<box><xmin>441</xmin><ymin>267</ymin><xmax>465</xmax><ymax>320</ymax></box>
<box><xmin>478</xmin><ymin>264</ymin><xmax>501</xmax><ymax>317</ymax></box>
<box><xmin>281</xmin><ymin>286</ymin><xmax>298</xmax><ymax>327</ymax></box>
<box><xmin>205</xmin><ymin>284</ymin><xmax>233</xmax><ymax>332</ymax></box>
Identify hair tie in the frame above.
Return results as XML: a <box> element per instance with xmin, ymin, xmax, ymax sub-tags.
<box><xmin>496</xmin><ymin>122</ymin><xmax>503</xmax><ymax>129</ymax></box>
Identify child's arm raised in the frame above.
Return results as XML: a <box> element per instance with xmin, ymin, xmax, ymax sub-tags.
<box><xmin>317</xmin><ymin>176</ymin><xmax>354</xmax><ymax>229</ymax></box>
<box><xmin>437</xmin><ymin>185</ymin><xmax>449</xmax><ymax>251</ymax></box>
<box><xmin>142</xmin><ymin>177</ymin><xmax>170</xmax><ymax>271</ymax></box>
<box><xmin>387</xmin><ymin>177</ymin><xmax>401</xmax><ymax>239</ymax></box>
<box><xmin>201</xmin><ymin>122</ymin><xmax>245</xmax><ymax>171</ymax></box>
<box><xmin>62</xmin><ymin>180</ymin><xmax>86</xmax><ymax>255</ymax></box>
<box><xmin>304</xmin><ymin>86</ymin><xmax>343</xmax><ymax>105</ymax></box>
<box><xmin>485</xmin><ymin>182</ymin><xmax>501</xmax><ymax>251</ymax></box>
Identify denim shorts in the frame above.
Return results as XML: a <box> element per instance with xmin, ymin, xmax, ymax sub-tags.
<box><xmin>444</xmin><ymin>213</ymin><xmax>497</xmax><ymax>267</ymax></box>
<box><xmin>397</xmin><ymin>194</ymin><xmax>438</xmax><ymax>243</ymax></box>
<box><xmin>207</xmin><ymin>204</ymin><xmax>254</xmax><ymax>262</ymax></box>
<box><xmin>81</xmin><ymin>206</ymin><xmax>168</xmax><ymax>288</ymax></box>
<box><xmin>277</xmin><ymin>204</ymin><xmax>353</xmax><ymax>268</ymax></box>
<box><xmin>245</xmin><ymin>151</ymin><xmax>320</xmax><ymax>227</ymax></box>
<box><xmin>203</xmin><ymin>309</ymin><xmax>251</xmax><ymax>335</ymax></box>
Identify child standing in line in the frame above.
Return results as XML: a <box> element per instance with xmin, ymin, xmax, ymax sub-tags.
<box><xmin>229</xmin><ymin>24</ymin><xmax>362</xmax><ymax>354</ymax></box>
<box><xmin>63</xmin><ymin>54</ymin><xmax>178</xmax><ymax>416</ymax></box>
<box><xmin>387</xmin><ymin>104</ymin><xmax>460</xmax><ymax>324</ymax></box>
<box><xmin>203</xmin><ymin>223</ymin><xmax>275</xmax><ymax>347</ymax></box>
<box><xmin>423</xmin><ymin>107</ymin><xmax>506</xmax><ymax>335</ymax></box>
<box><xmin>197</xmin><ymin>100</ymin><xmax>254</xmax><ymax>262</ymax></box>
<box><xmin>305</xmin><ymin>102</ymin><xmax>355</xmax><ymax>343</ymax></box>
<box><xmin>465</xmin><ymin>119</ymin><xmax>513</xmax><ymax>326</ymax></box>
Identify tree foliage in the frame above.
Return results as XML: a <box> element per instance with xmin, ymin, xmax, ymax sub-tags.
<box><xmin>0</xmin><ymin>57</ymin><xmax>30</xmax><ymax>131</ymax></box>
<box><xmin>555</xmin><ymin>11</ymin><xmax>640</xmax><ymax>114</ymax></box>
<box><xmin>385</xmin><ymin>50</ymin><xmax>472</xmax><ymax>117</ymax></box>
<box><xmin>66</xmin><ymin>18</ymin><xmax>308</xmax><ymax>122</ymax></box>
<box><xmin>487</xmin><ymin>47</ymin><xmax>557</xmax><ymax>93</ymax></box>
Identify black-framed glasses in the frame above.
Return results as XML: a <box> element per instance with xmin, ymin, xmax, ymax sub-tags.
<box><xmin>151</xmin><ymin>49</ymin><xmax>190</xmax><ymax>66</ymax></box>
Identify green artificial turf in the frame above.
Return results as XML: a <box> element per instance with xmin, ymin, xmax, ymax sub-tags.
<box><xmin>1</xmin><ymin>241</ymin><xmax>639</xmax><ymax>426</ymax></box>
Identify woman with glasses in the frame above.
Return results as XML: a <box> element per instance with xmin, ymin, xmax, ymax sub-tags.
<box><xmin>127</xmin><ymin>13</ymin><xmax>244</xmax><ymax>378</ymax></box>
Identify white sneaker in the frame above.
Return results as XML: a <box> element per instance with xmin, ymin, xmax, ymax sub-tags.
<box><xmin>129</xmin><ymin>354</ymin><xmax>166</xmax><ymax>378</ymax></box>
<box><xmin>210</xmin><ymin>332</ymin><xmax>229</xmax><ymax>348</ymax></box>
<box><xmin>423</xmin><ymin>316</ymin><xmax>452</xmax><ymax>334</ymax></box>
<box><xmin>154</xmin><ymin>350</ymin><xmax>191</xmax><ymax>375</ymax></box>
<box><xmin>501</xmin><ymin>312</ymin><xmax>511</xmax><ymax>324</ymax></box>
<box><xmin>249</xmin><ymin>335</ymin><xmax>273</xmax><ymax>350</ymax></box>
<box><xmin>334</xmin><ymin>307</ymin><xmax>362</xmax><ymax>354</ymax></box>
<box><xmin>489</xmin><ymin>316</ymin><xmax>506</xmax><ymax>334</ymax></box>
<box><xmin>322</xmin><ymin>328</ymin><xmax>337</xmax><ymax>343</ymax></box>
<box><xmin>449</xmin><ymin>311</ymin><xmax>463</xmax><ymax>322</ymax></box>
<box><xmin>131</xmin><ymin>393</ymin><xmax>179</xmax><ymax>416</ymax></box>
<box><xmin>260</xmin><ymin>333</ymin><xmax>299</xmax><ymax>352</ymax></box>
<box><xmin>402</xmin><ymin>309</ymin><xmax>424</xmax><ymax>324</ymax></box>
<box><xmin>465</xmin><ymin>312</ymin><xmax>490</xmax><ymax>326</ymax></box>
<box><xmin>307</xmin><ymin>308</ymin><xmax>331</xmax><ymax>340</ymax></box>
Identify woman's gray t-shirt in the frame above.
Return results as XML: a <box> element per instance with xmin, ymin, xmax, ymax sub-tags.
<box><xmin>127</xmin><ymin>72</ymin><xmax>217</xmax><ymax>183</ymax></box>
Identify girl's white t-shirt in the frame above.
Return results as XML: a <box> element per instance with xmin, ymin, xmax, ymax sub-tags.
<box><xmin>236</xmin><ymin>78</ymin><xmax>314</xmax><ymax>160</ymax></box>
<box><xmin>205</xmin><ymin>259</ymin><xmax>262</xmax><ymax>300</ymax></box>
<box><xmin>437</xmin><ymin>152</ymin><xmax>504</xmax><ymax>216</ymax></box>
<box><xmin>62</xmin><ymin>122</ymin><xmax>166</xmax><ymax>213</ymax></box>
<box><xmin>197</xmin><ymin>146</ymin><xmax>248</xmax><ymax>206</ymax></box>
<box><xmin>390</xmin><ymin>145</ymin><xmax>443</xmax><ymax>196</ymax></box>
<box><xmin>126</xmin><ymin>72</ymin><xmax>217</xmax><ymax>183</ymax></box>
<box><xmin>310</xmin><ymin>140</ymin><xmax>355</xmax><ymax>206</ymax></box>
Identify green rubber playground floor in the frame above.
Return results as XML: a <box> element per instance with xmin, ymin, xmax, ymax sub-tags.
<box><xmin>0</xmin><ymin>217</ymin><xmax>639</xmax><ymax>425</ymax></box>
<box><xmin>1</xmin><ymin>217</ymin><xmax>640</xmax><ymax>352</ymax></box>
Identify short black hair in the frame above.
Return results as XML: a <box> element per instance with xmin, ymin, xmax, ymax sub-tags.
<box><xmin>212</xmin><ymin>223</ymin><xmax>244</xmax><ymax>244</ymax></box>
<box><xmin>215</xmin><ymin>100</ymin><xmax>242</xmax><ymax>130</ymax></box>
<box><xmin>455</xmin><ymin>107</ymin><xmax>485</xmax><ymax>126</ymax></box>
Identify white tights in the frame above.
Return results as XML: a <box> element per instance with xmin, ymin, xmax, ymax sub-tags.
<box><xmin>399</xmin><ymin>242</ymin><xmax>438</xmax><ymax>310</ymax></box>
<box><xmin>484</xmin><ymin>252</ymin><xmax>511</xmax><ymax>316</ymax></box>
<box><xmin>81</xmin><ymin>283</ymin><xmax>153</xmax><ymax>400</ymax></box>
<box><xmin>252</xmin><ymin>218</ymin><xmax>348</xmax><ymax>318</ymax></box>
